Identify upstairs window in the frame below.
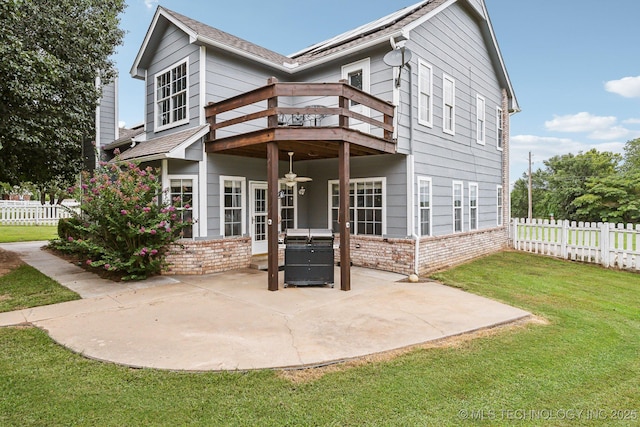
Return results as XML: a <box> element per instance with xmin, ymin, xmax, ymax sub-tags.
<box><xmin>418</xmin><ymin>60</ymin><xmax>433</xmax><ymax>127</ymax></box>
<box><xmin>155</xmin><ymin>59</ymin><xmax>188</xmax><ymax>131</ymax></box>
<box><xmin>443</xmin><ymin>74</ymin><xmax>455</xmax><ymax>135</ymax></box>
<box><xmin>476</xmin><ymin>95</ymin><xmax>485</xmax><ymax>144</ymax></box>
<box><xmin>497</xmin><ymin>106</ymin><xmax>504</xmax><ymax>150</ymax></box>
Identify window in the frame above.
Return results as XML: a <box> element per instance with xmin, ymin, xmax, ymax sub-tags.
<box><xmin>279</xmin><ymin>183</ymin><xmax>296</xmax><ymax>232</ymax></box>
<box><xmin>170</xmin><ymin>178</ymin><xmax>196</xmax><ymax>238</ymax></box>
<box><xmin>155</xmin><ymin>59</ymin><xmax>188</xmax><ymax>131</ymax></box>
<box><xmin>418</xmin><ymin>60</ymin><xmax>433</xmax><ymax>127</ymax></box>
<box><xmin>418</xmin><ymin>177</ymin><xmax>432</xmax><ymax>236</ymax></box>
<box><xmin>220</xmin><ymin>177</ymin><xmax>245</xmax><ymax>237</ymax></box>
<box><xmin>476</xmin><ymin>95</ymin><xmax>485</xmax><ymax>144</ymax></box>
<box><xmin>453</xmin><ymin>181</ymin><xmax>463</xmax><ymax>233</ymax></box>
<box><xmin>469</xmin><ymin>183</ymin><xmax>478</xmax><ymax>231</ymax></box>
<box><xmin>497</xmin><ymin>106</ymin><xmax>504</xmax><ymax>150</ymax></box>
<box><xmin>329</xmin><ymin>178</ymin><xmax>385</xmax><ymax>236</ymax></box>
<box><xmin>443</xmin><ymin>74</ymin><xmax>455</xmax><ymax>135</ymax></box>
<box><xmin>497</xmin><ymin>185</ymin><xmax>504</xmax><ymax>226</ymax></box>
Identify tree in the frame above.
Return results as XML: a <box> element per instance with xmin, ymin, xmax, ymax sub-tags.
<box><xmin>573</xmin><ymin>171</ymin><xmax>640</xmax><ymax>223</ymax></box>
<box><xmin>510</xmin><ymin>169</ymin><xmax>551</xmax><ymax>219</ymax></box>
<box><xmin>0</xmin><ymin>0</ymin><xmax>125</xmax><ymax>199</ymax></box>
<box><xmin>543</xmin><ymin>149</ymin><xmax>621</xmax><ymax>220</ymax></box>
<box><xmin>622</xmin><ymin>138</ymin><xmax>640</xmax><ymax>173</ymax></box>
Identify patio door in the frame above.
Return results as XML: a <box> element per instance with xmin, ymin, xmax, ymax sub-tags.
<box><xmin>250</xmin><ymin>182</ymin><xmax>268</xmax><ymax>254</ymax></box>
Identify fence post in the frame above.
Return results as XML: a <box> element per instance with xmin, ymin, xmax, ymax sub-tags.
<box><xmin>601</xmin><ymin>222</ymin><xmax>610</xmax><ymax>268</ymax></box>
<box><xmin>512</xmin><ymin>218</ymin><xmax>519</xmax><ymax>250</ymax></box>
<box><xmin>560</xmin><ymin>220</ymin><xmax>568</xmax><ymax>259</ymax></box>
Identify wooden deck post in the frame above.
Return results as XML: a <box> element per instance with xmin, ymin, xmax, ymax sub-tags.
<box><xmin>339</xmin><ymin>141</ymin><xmax>351</xmax><ymax>291</ymax></box>
<box><xmin>266</xmin><ymin>77</ymin><xmax>280</xmax><ymax>291</ymax></box>
<box><xmin>267</xmin><ymin>141</ymin><xmax>279</xmax><ymax>291</ymax></box>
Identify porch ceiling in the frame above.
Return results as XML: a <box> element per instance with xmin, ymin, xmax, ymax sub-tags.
<box><xmin>204</xmin><ymin>127</ymin><xmax>396</xmax><ymax>161</ymax></box>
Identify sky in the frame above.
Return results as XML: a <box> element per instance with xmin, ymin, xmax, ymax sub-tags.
<box><xmin>114</xmin><ymin>0</ymin><xmax>640</xmax><ymax>184</ymax></box>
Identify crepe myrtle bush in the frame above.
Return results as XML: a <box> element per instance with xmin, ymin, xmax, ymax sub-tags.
<box><xmin>51</xmin><ymin>155</ymin><xmax>192</xmax><ymax>280</ymax></box>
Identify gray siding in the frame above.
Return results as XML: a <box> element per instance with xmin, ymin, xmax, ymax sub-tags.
<box><xmin>401</xmin><ymin>2</ymin><xmax>504</xmax><ymax>236</ymax></box>
<box><xmin>99</xmin><ymin>80</ymin><xmax>117</xmax><ymax>146</ymax></box>
<box><xmin>144</xmin><ymin>24</ymin><xmax>200</xmax><ymax>138</ymax></box>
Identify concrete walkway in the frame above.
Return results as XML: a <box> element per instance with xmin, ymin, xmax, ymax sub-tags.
<box><xmin>0</xmin><ymin>241</ymin><xmax>530</xmax><ymax>371</ymax></box>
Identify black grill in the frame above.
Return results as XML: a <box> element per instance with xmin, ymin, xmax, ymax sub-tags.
<box><xmin>284</xmin><ymin>229</ymin><xmax>334</xmax><ymax>287</ymax></box>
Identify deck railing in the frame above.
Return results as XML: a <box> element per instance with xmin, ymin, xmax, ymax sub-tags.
<box><xmin>204</xmin><ymin>78</ymin><xmax>395</xmax><ymax>146</ymax></box>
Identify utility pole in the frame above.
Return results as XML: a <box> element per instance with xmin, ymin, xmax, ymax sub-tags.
<box><xmin>528</xmin><ymin>151</ymin><xmax>533</xmax><ymax>222</ymax></box>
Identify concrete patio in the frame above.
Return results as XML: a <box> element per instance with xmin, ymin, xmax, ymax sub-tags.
<box><xmin>0</xmin><ymin>242</ymin><xmax>530</xmax><ymax>371</ymax></box>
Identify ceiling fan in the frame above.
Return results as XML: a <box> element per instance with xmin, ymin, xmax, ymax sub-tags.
<box><xmin>282</xmin><ymin>152</ymin><xmax>312</xmax><ymax>187</ymax></box>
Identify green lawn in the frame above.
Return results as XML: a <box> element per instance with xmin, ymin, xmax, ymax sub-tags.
<box><xmin>0</xmin><ymin>225</ymin><xmax>58</xmax><ymax>243</ymax></box>
<box><xmin>1</xmin><ymin>251</ymin><xmax>638</xmax><ymax>426</ymax></box>
<box><xmin>0</xmin><ymin>265</ymin><xmax>80</xmax><ymax>313</ymax></box>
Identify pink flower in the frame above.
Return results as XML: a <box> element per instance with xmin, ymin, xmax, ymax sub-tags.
<box><xmin>120</xmin><ymin>209</ymin><xmax>128</xmax><ymax>215</ymax></box>
<box><xmin>86</xmin><ymin>260</ymin><xmax>92</xmax><ymax>265</ymax></box>
<box><xmin>139</xmin><ymin>227</ymin><xmax>146</xmax><ymax>234</ymax></box>
<box><xmin>150</xmin><ymin>229</ymin><xmax>157</xmax><ymax>235</ymax></box>
<box><xmin>113</xmin><ymin>148</ymin><xmax>120</xmax><ymax>155</ymax></box>
<box><xmin>104</xmin><ymin>264</ymin><xmax>111</xmax><ymax>270</ymax></box>
<box><xmin>67</xmin><ymin>236</ymin><xmax>74</xmax><ymax>242</ymax></box>
<box><xmin>143</xmin><ymin>207</ymin><xmax>151</xmax><ymax>213</ymax></box>
<box><xmin>150</xmin><ymin>249</ymin><xmax>158</xmax><ymax>256</ymax></box>
<box><xmin>184</xmin><ymin>204</ymin><xmax>190</xmax><ymax>209</ymax></box>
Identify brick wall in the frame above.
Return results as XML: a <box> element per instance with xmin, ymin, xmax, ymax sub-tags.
<box><xmin>340</xmin><ymin>235</ymin><xmax>416</xmax><ymax>275</ymax></box>
<box><xmin>336</xmin><ymin>228</ymin><xmax>508</xmax><ymax>276</ymax></box>
<box><xmin>417</xmin><ymin>227</ymin><xmax>509</xmax><ymax>275</ymax></box>
<box><xmin>163</xmin><ymin>237</ymin><xmax>252</xmax><ymax>275</ymax></box>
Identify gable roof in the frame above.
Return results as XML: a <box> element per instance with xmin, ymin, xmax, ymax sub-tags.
<box><xmin>131</xmin><ymin>0</ymin><xmax>518</xmax><ymax>111</ymax></box>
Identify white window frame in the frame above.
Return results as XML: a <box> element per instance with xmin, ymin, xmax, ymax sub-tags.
<box><xmin>497</xmin><ymin>106</ymin><xmax>504</xmax><ymax>151</ymax></box>
<box><xmin>443</xmin><ymin>74</ymin><xmax>456</xmax><ymax>135</ymax></box>
<box><xmin>278</xmin><ymin>182</ymin><xmax>298</xmax><ymax>233</ymax></box>
<box><xmin>476</xmin><ymin>95</ymin><xmax>486</xmax><ymax>145</ymax></box>
<box><xmin>154</xmin><ymin>58</ymin><xmax>189</xmax><ymax>132</ymax></box>
<box><xmin>469</xmin><ymin>182</ymin><xmax>478</xmax><ymax>231</ymax></box>
<box><xmin>168</xmin><ymin>175</ymin><xmax>198</xmax><ymax>238</ymax></box>
<box><xmin>418</xmin><ymin>177</ymin><xmax>432</xmax><ymax>236</ymax></box>
<box><xmin>342</xmin><ymin>58</ymin><xmax>371</xmax><ymax>133</ymax></box>
<box><xmin>453</xmin><ymin>181</ymin><xmax>463</xmax><ymax>233</ymax></box>
<box><xmin>497</xmin><ymin>185</ymin><xmax>504</xmax><ymax>226</ymax></box>
<box><xmin>328</xmin><ymin>177</ymin><xmax>386</xmax><ymax>236</ymax></box>
<box><xmin>219</xmin><ymin>176</ymin><xmax>246</xmax><ymax>237</ymax></box>
<box><xmin>418</xmin><ymin>60</ymin><xmax>433</xmax><ymax>127</ymax></box>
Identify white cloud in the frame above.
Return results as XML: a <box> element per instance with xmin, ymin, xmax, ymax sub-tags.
<box><xmin>144</xmin><ymin>0</ymin><xmax>159</xmax><ymax>9</ymax></box>
<box><xmin>544</xmin><ymin>112</ymin><xmax>617</xmax><ymax>133</ymax></box>
<box><xmin>605</xmin><ymin>76</ymin><xmax>640</xmax><ymax>98</ymax></box>
<box><xmin>588</xmin><ymin>126</ymin><xmax>631</xmax><ymax>141</ymax></box>
<box><xmin>623</xmin><ymin>118</ymin><xmax>640</xmax><ymax>125</ymax></box>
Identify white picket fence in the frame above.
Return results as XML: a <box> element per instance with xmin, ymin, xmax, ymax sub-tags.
<box><xmin>0</xmin><ymin>200</ymin><xmax>79</xmax><ymax>226</ymax></box>
<box><xmin>512</xmin><ymin>218</ymin><xmax>640</xmax><ymax>272</ymax></box>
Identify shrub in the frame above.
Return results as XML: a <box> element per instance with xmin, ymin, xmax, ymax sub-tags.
<box><xmin>50</xmin><ymin>158</ymin><xmax>192</xmax><ymax>280</ymax></box>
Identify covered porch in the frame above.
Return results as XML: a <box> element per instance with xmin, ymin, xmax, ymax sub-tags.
<box><xmin>204</xmin><ymin>78</ymin><xmax>396</xmax><ymax>291</ymax></box>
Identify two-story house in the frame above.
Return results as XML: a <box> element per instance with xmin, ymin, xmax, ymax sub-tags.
<box><xmin>111</xmin><ymin>0</ymin><xmax>519</xmax><ymax>290</ymax></box>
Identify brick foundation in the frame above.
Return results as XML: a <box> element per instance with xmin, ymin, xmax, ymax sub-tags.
<box><xmin>417</xmin><ymin>226</ymin><xmax>509</xmax><ymax>275</ymax></box>
<box><xmin>163</xmin><ymin>228</ymin><xmax>509</xmax><ymax>277</ymax></box>
<box><xmin>334</xmin><ymin>227</ymin><xmax>509</xmax><ymax>276</ymax></box>
<box><xmin>163</xmin><ymin>237</ymin><xmax>252</xmax><ymax>275</ymax></box>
